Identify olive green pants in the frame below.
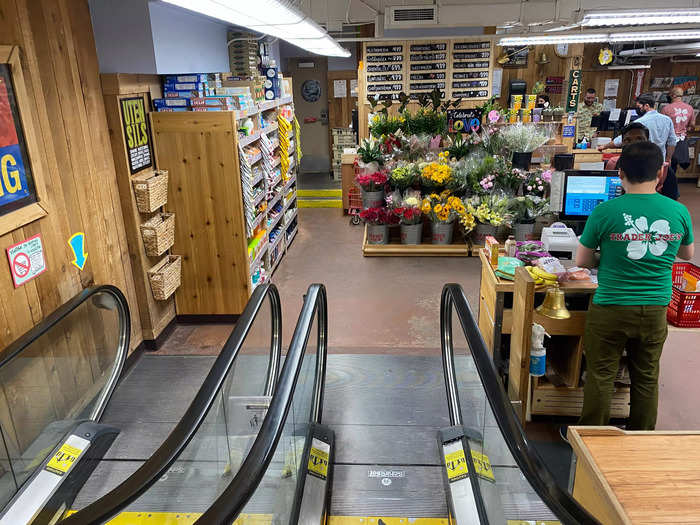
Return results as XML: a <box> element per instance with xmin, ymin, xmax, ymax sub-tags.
<box><xmin>578</xmin><ymin>303</ymin><xmax>668</xmax><ymax>430</ymax></box>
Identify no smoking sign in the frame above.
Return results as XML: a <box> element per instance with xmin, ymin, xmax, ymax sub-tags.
<box><xmin>6</xmin><ymin>234</ymin><xmax>47</xmax><ymax>288</ymax></box>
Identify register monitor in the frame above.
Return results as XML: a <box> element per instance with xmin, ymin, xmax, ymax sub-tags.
<box><xmin>561</xmin><ymin>170</ymin><xmax>622</xmax><ymax>220</ymax></box>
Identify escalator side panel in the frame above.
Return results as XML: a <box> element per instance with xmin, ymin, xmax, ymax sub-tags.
<box><xmin>292</xmin><ymin>423</ymin><xmax>334</xmax><ymax>525</ymax></box>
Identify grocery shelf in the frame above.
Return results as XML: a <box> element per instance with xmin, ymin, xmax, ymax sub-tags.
<box><xmin>252</xmin><ymin>190</ymin><xmax>266</xmax><ymax>208</ymax></box>
<box><xmin>269</xmin><ymin>229</ymin><xmax>285</xmax><ymax>254</ymax></box>
<box><xmin>269</xmin><ymin>249</ymin><xmax>284</xmax><ymax>274</ymax></box>
<box><xmin>271</xmin><ymin>156</ymin><xmax>281</xmax><ymax>168</ymax></box>
<box><xmin>239</xmin><ymin>131</ymin><xmax>261</xmax><ymax>147</ymax></box>
<box><xmin>248</xmin><ymin>152</ymin><xmax>262</xmax><ymax>165</ymax></box>
<box><xmin>267</xmin><ymin>210</ymin><xmax>283</xmax><ymax>231</ymax></box>
<box><xmin>261</xmin><ymin>122</ymin><xmax>279</xmax><ymax>134</ymax></box>
<box><xmin>283</xmin><ymin>175</ymin><xmax>297</xmax><ymax>193</ymax></box>
<box><xmin>286</xmin><ymin>225</ymin><xmax>298</xmax><ymax>246</ymax></box>
<box><xmin>282</xmin><ymin>194</ymin><xmax>297</xmax><ymax>213</ymax></box>
<box><xmin>284</xmin><ymin>207</ymin><xmax>298</xmax><ymax>226</ymax></box>
<box><xmin>268</xmin><ymin>172</ymin><xmax>282</xmax><ymax>189</ymax></box>
<box><xmin>250</xmin><ymin>171</ymin><xmax>264</xmax><ymax>187</ymax></box>
<box><xmin>270</xmin><ymin>138</ymin><xmax>280</xmax><ymax>150</ymax></box>
<box><xmin>234</xmin><ymin>107</ymin><xmax>260</xmax><ymax>120</ymax></box>
<box><xmin>249</xmin><ymin>240</ymin><xmax>268</xmax><ymax>272</ymax></box>
<box><xmin>250</xmin><ymin>209</ymin><xmax>267</xmax><ymax>232</ymax></box>
<box><xmin>267</xmin><ymin>191</ymin><xmax>282</xmax><ymax>210</ymax></box>
<box><xmin>259</xmin><ymin>95</ymin><xmax>293</xmax><ymax>112</ymax></box>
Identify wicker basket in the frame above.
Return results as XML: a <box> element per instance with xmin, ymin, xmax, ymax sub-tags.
<box><xmin>132</xmin><ymin>170</ymin><xmax>169</xmax><ymax>213</ymax></box>
<box><xmin>140</xmin><ymin>212</ymin><xmax>175</xmax><ymax>257</ymax></box>
<box><xmin>147</xmin><ymin>255</ymin><xmax>181</xmax><ymax>301</ymax></box>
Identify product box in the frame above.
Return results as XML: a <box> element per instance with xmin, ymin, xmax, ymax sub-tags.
<box><xmin>191</xmin><ymin>107</ymin><xmax>225</xmax><ymax>112</ymax></box>
<box><xmin>162</xmin><ymin>81</ymin><xmax>209</xmax><ymax>91</ymax></box>
<box><xmin>527</xmin><ymin>94</ymin><xmax>537</xmax><ymax>110</ymax></box>
<box><xmin>153</xmin><ymin>98</ymin><xmax>190</xmax><ymax>108</ymax></box>
<box><xmin>163</xmin><ymin>74</ymin><xmax>207</xmax><ymax>84</ymax></box>
<box><xmin>190</xmin><ymin>97</ymin><xmax>237</xmax><ymax>110</ymax></box>
<box><xmin>485</xmin><ymin>236</ymin><xmax>499</xmax><ymax>267</ymax></box>
<box><xmin>157</xmin><ymin>107</ymin><xmax>189</xmax><ymax>112</ymax></box>
<box><xmin>165</xmin><ymin>90</ymin><xmax>204</xmax><ymax>99</ymax></box>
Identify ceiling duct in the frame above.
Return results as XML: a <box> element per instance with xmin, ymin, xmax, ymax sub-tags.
<box><xmin>618</xmin><ymin>41</ymin><xmax>700</xmax><ymax>57</ymax></box>
<box><xmin>385</xmin><ymin>5</ymin><xmax>438</xmax><ymax>28</ymax></box>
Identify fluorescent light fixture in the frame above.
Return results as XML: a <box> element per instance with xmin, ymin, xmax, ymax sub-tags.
<box><xmin>500</xmin><ymin>29</ymin><xmax>700</xmax><ymax>46</ymax></box>
<box><xmin>581</xmin><ymin>9</ymin><xmax>700</xmax><ymax>27</ymax></box>
<box><xmin>161</xmin><ymin>0</ymin><xmax>351</xmax><ymax>57</ymax></box>
<box><xmin>498</xmin><ymin>33</ymin><xmax>608</xmax><ymax>45</ymax></box>
<box><xmin>606</xmin><ymin>64</ymin><xmax>651</xmax><ymax>70</ymax></box>
<box><xmin>609</xmin><ymin>29</ymin><xmax>700</xmax><ymax>42</ymax></box>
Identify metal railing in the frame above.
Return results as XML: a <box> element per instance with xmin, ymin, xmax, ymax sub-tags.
<box><xmin>62</xmin><ymin>283</ymin><xmax>283</xmax><ymax>525</ymax></box>
<box><xmin>440</xmin><ymin>283</ymin><xmax>600</xmax><ymax>525</ymax></box>
<box><xmin>197</xmin><ymin>283</ymin><xmax>328</xmax><ymax>525</ymax></box>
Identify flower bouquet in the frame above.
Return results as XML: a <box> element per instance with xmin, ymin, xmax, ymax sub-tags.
<box><xmin>421</xmin><ymin>190</ymin><xmax>467</xmax><ymax>244</ymax></box>
<box><xmin>361</xmin><ymin>207</ymin><xmax>398</xmax><ymax>245</ymax></box>
<box><xmin>357</xmin><ymin>138</ymin><xmax>383</xmax><ymax>174</ymax></box>
<box><xmin>472</xmin><ymin>155</ymin><xmax>519</xmax><ymax>195</ymax></box>
<box><xmin>522</xmin><ymin>168</ymin><xmax>552</xmax><ymax>197</ymax></box>
<box><xmin>508</xmin><ymin>195</ymin><xmax>550</xmax><ymax>241</ymax></box>
<box><xmin>394</xmin><ymin>190</ymin><xmax>424</xmax><ymax>244</ymax></box>
<box><xmin>420</xmin><ymin>151</ymin><xmax>453</xmax><ymax>191</ymax></box>
<box><xmin>499</xmin><ymin>123</ymin><xmax>551</xmax><ymax>170</ymax></box>
<box><xmin>356</xmin><ymin>171</ymin><xmax>388</xmax><ymax>209</ymax></box>
<box><xmin>389</xmin><ymin>162</ymin><xmax>419</xmax><ymax>191</ymax></box>
<box><xmin>468</xmin><ymin>193</ymin><xmax>512</xmax><ymax>243</ymax></box>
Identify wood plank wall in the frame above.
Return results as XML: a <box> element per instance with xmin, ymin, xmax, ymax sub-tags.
<box><xmin>0</xmin><ymin>0</ymin><xmax>141</xmax><ymax>348</ymax></box>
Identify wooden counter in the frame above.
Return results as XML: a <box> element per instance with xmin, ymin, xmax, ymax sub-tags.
<box><xmin>341</xmin><ymin>153</ymin><xmax>357</xmax><ymax>212</ymax></box>
<box><xmin>569</xmin><ymin>426</ymin><xmax>700</xmax><ymax>524</ymax></box>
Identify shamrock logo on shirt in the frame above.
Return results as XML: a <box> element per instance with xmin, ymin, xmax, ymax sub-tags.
<box><xmin>623</xmin><ymin>213</ymin><xmax>670</xmax><ymax>260</ymax></box>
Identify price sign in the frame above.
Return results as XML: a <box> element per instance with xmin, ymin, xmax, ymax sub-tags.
<box><xmin>411</xmin><ymin>72</ymin><xmax>446</xmax><ymax>81</ymax></box>
<box><xmin>454</xmin><ymin>41</ymin><xmax>490</xmax><ymax>50</ymax></box>
<box><xmin>410</xmin><ymin>52</ymin><xmax>447</xmax><ymax>62</ymax></box>
<box><xmin>367</xmin><ymin>45</ymin><xmax>403</xmax><ymax>53</ymax></box>
<box><xmin>454</xmin><ymin>71</ymin><xmax>489</xmax><ymax>79</ymax></box>
<box><xmin>410</xmin><ymin>43</ymin><xmax>447</xmax><ymax>52</ymax></box>
<box><xmin>367</xmin><ymin>55</ymin><xmax>403</xmax><ymax>62</ymax></box>
<box><xmin>411</xmin><ymin>63</ymin><xmax>447</xmax><ymax>71</ymax></box>
<box><xmin>454</xmin><ymin>61</ymin><xmax>490</xmax><ymax>70</ymax></box>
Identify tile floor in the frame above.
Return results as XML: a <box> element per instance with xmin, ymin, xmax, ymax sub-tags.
<box><xmin>156</xmin><ymin>182</ymin><xmax>700</xmax><ymax>431</ymax></box>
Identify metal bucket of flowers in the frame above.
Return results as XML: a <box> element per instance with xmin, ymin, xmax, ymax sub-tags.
<box><xmin>422</xmin><ymin>191</ymin><xmax>469</xmax><ymax>245</ymax></box>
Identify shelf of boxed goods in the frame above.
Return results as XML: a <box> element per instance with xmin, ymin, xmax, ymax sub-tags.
<box><xmin>240</xmin><ymin>131</ymin><xmax>261</xmax><ymax>147</ymax></box>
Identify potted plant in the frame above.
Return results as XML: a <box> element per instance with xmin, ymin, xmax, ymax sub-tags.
<box><xmin>542</xmin><ymin>107</ymin><xmax>554</xmax><ymax>122</ymax></box>
<box><xmin>551</xmin><ymin>106</ymin><xmax>565</xmax><ymax>121</ymax></box>
<box><xmin>357</xmin><ymin>138</ymin><xmax>383</xmax><ymax>174</ymax></box>
<box><xmin>469</xmin><ymin>194</ymin><xmax>511</xmax><ymax>244</ymax></box>
<box><xmin>508</xmin><ymin>195</ymin><xmax>550</xmax><ymax>241</ymax></box>
<box><xmin>394</xmin><ymin>204</ymin><xmax>423</xmax><ymax>244</ymax></box>
<box><xmin>499</xmin><ymin>123</ymin><xmax>550</xmax><ymax>170</ymax></box>
<box><xmin>356</xmin><ymin>171</ymin><xmax>388</xmax><ymax>209</ymax></box>
<box><xmin>361</xmin><ymin>207</ymin><xmax>397</xmax><ymax>244</ymax></box>
<box><xmin>422</xmin><ymin>191</ymin><xmax>467</xmax><ymax>244</ymax></box>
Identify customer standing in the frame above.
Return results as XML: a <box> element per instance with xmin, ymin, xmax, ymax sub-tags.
<box><xmin>662</xmin><ymin>87</ymin><xmax>694</xmax><ymax>173</ymax></box>
<box><xmin>599</xmin><ymin>94</ymin><xmax>679</xmax><ymax>199</ymax></box>
<box><xmin>573</xmin><ymin>141</ymin><xmax>694</xmax><ymax>433</ymax></box>
<box><xmin>576</xmin><ymin>88</ymin><xmax>603</xmax><ymax>142</ymax></box>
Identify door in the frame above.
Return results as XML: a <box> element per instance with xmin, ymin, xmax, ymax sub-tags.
<box><xmin>327</xmin><ymin>70</ymin><xmax>358</xmax><ymax>160</ymax></box>
<box><xmin>286</xmin><ymin>57</ymin><xmax>330</xmax><ymax>175</ymax></box>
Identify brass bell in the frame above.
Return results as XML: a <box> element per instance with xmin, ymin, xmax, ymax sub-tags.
<box><xmin>536</xmin><ymin>283</ymin><xmax>571</xmax><ymax>319</ymax></box>
<box><xmin>536</xmin><ymin>51</ymin><xmax>550</xmax><ymax>65</ymax></box>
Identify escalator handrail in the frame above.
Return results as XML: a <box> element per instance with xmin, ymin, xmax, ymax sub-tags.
<box><xmin>62</xmin><ymin>283</ymin><xmax>283</xmax><ymax>525</ymax></box>
<box><xmin>197</xmin><ymin>283</ymin><xmax>328</xmax><ymax>525</ymax></box>
<box><xmin>0</xmin><ymin>285</ymin><xmax>130</xmax><ymax>422</ymax></box>
<box><xmin>441</xmin><ymin>283</ymin><xmax>600</xmax><ymax>525</ymax></box>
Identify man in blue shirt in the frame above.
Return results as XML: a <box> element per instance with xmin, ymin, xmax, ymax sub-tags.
<box><xmin>600</xmin><ymin>94</ymin><xmax>678</xmax><ymax>198</ymax></box>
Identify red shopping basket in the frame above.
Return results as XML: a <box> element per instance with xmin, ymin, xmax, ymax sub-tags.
<box><xmin>668</xmin><ymin>262</ymin><xmax>700</xmax><ymax>328</ymax></box>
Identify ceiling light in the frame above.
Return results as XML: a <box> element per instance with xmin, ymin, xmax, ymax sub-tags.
<box><xmin>606</xmin><ymin>64</ymin><xmax>651</xmax><ymax>70</ymax></box>
<box><xmin>609</xmin><ymin>29</ymin><xmax>700</xmax><ymax>42</ymax></box>
<box><xmin>498</xmin><ymin>33</ymin><xmax>608</xmax><ymax>46</ymax></box>
<box><xmin>161</xmin><ymin>0</ymin><xmax>351</xmax><ymax>57</ymax></box>
<box><xmin>581</xmin><ymin>9</ymin><xmax>700</xmax><ymax>27</ymax></box>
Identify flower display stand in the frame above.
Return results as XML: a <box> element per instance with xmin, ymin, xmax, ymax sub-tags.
<box><xmin>362</xmin><ymin>224</ymin><xmax>470</xmax><ymax>256</ymax></box>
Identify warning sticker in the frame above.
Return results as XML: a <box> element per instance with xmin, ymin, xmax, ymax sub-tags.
<box><xmin>471</xmin><ymin>450</ymin><xmax>495</xmax><ymax>483</ymax></box>
<box><xmin>45</xmin><ymin>443</ymin><xmax>83</xmax><ymax>476</ymax></box>
<box><xmin>6</xmin><ymin>234</ymin><xmax>46</xmax><ymax>288</ymax></box>
<box><xmin>507</xmin><ymin>521</ymin><xmax>561</xmax><ymax>525</ymax></box>
<box><xmin>444</xmin><ymin>449</ymin><xmax>469</xmax><ymax>482</ymax></box>
<box><xmin>307</xmin><ymin>438</ymin><xmax>330</xmax><ymax>480</ymax></box>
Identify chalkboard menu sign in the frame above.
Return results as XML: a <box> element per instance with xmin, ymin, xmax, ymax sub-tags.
<box><xmin>362</xmin><ymin>39</ymin><xmax>493</xmax><ymax>102</ymax></box>
<box><xmin>365</xmin><ymin>42</ymin><xmax>406</xmax><ymax>99</ymax></box>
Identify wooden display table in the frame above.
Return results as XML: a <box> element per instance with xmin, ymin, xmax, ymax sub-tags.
<box><xmin>568</xmin><ymin>426</ymin><xmax>700</xmax><ymax>524</ymax></box>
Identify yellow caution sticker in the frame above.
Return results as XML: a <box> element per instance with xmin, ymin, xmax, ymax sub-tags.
<box><xmin>470</xmin><ymin>450</ymin><xmax>495</xmax><ymax>483</ymax></box>
<box><xmin>308</xmin><ymin>446</ymin><xmax>329</xmax><ymax>480</ymax></box>
<box><xmin>45</xmin><ymin>443</ymin><xmax>83</xmax><ymax>476</ymax></box>
<box><xmin>444</xmin><ymin>449</ymin><xmax>469</xmax><ymax>482</ymax></box>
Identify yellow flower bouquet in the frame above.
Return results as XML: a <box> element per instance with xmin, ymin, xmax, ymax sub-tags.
<box><xmin>422</xmin><ymin>190</ymin><xmax>472</xmax><ymax>225</ymax></box>
<box><xmin>420</xmin><ymin>151</ymin><xmax>453</xmax><ymax>190</ymax></box>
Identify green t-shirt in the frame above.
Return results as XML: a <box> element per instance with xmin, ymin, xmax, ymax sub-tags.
<box><xmin>580</xmin><ymin>193</ymin><xmax>694</xmax><ymax>305</ymax></box>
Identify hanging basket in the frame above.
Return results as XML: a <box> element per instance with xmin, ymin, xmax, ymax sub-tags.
<box><xmin>147</xmin><ymin>255</ymin><xmax>182</xmax><ymax>301</ymax></box>
<box><xmin>132</xmin><ymin>170</ymin><xmax>169</xmax><ymax>213</ymax></box>
<box><xmin>140</xmin><ymin>212</ymin><xmax>176</xmax><ymax>257</ymax></box>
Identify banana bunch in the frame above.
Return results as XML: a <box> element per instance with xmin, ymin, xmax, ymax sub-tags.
<box><xmin>525</xmin><ymin>266</ymin><xmax>558</xmax><ymax>286</ymax></box>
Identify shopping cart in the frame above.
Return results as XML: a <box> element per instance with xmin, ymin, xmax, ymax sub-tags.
<box><xmin>348</xmin><ymin>186</ymin><xmax>362</xmax><ymax>225</ymax></box>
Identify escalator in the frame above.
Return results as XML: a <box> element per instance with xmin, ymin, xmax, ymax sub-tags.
<box><xmin>0</xmin><ymin>283</ymin><xmax>286</xmax><ymax>524</ymax></box>
<box><xmin>190</xmin><ymin>283</ymin><xmax>601</xmax><ymax>525</ymax></box>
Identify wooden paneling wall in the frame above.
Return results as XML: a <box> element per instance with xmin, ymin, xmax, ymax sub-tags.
<box><xmin>0</xmin><ymin>0</ymin><xmax>141</xmax><ymax>349</ymax></box>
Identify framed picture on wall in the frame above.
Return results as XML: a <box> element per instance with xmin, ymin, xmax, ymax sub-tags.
<box><xmin>502</xmin><ymin>46</ymin><xmax>529</xmax><ymax>68</ymax></box>
<box><xmin>0</xmin><ymin>46</ymin><xmax>47</xmax><ymax>235</ymax></box>
<box><xmin>0</xmin><ymin>63</ymin><xmax>38</xmax><ymax>216</ymax></box>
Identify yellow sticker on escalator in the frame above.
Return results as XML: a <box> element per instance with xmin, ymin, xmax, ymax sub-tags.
<box><xmin>45</xmin><ymin>443</ymin><xmax>83</xmax><ymax>476</ymax></box>
<box><xmin>507</xmin><ymin>521</ymin><xmax>561</xmax><ymax>525</ymax></box>
<box><xmin>308</xmin><ymin>446</ymin><xmax>329</xmax><ymax>480</ymax></box>
<box><xmin>470</xmin><ymin>450</ymin><xmax>495</xmax><ymax>483</ymax></box>
<box><xmin>444</xmin><ymin>449</ymin><xmax>469</xmax><ymax>482</ymax></box>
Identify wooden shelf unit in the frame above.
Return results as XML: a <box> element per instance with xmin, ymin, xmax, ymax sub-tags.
<box><xmin>151</xmin><ymin>97</ymin><xmax>298</xmax><ymax>316</ymax></box>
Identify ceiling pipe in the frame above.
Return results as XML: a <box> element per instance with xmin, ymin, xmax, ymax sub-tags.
<box><xmin>618</xmin><ymin>41</ymin><xmax>700</xmax><ymax>56</ymax></box>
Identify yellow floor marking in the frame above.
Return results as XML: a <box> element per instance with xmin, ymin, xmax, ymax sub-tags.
<box><xmin>298</xmin><ymin>200</ymin><xmax>343</xmax><ymax>208</ymax></box>
<box><xmin>65</xmin><ymin>511</ymin><xmax>273</xmax><ymax>525</ymax></box>
<box><xmin>298</xmin><ymin>189</ymin><xmax>342</xmax><ymax>197</ymax></box>
<box><xmin>329</xmin><ymin>517</ymin><xmax>449</xmax><ymax>525</ymax></box>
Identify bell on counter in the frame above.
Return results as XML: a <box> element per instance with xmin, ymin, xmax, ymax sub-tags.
<box><xmin>536</xmin><ymin>283</ymin><xmax>571</xmax><ymax>319</ymax></box>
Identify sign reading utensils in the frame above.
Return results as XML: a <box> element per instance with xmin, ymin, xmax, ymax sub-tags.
<box><xmin>6</xmin><ymin>233</ymin><xmax>46</xmax><ymax>288</ymax></box>
<box><xmin>120</xmin><ymin>97</ymin><xmax>152</xmax><ymax>174</ymax></box>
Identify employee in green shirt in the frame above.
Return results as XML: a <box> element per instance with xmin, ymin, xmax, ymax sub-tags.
<box><xmin>575</xmin><ymin>141</ymin><xmax>694</xmax><ymax>431</ymax></box>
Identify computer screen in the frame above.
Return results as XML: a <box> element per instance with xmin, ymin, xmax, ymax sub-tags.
<box><xmin>562</xmin><ymin>171</ymin><xmax>623</xmax><ymax>218</ymax></box>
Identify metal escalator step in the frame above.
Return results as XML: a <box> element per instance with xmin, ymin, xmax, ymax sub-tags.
<box><xmin>332</xmin><ymin>424</ymin><xmax>442</xmax><ymax>465</ymax></box>
<box><xmin>329</xmin><ymin>518</ymin><xmax>448</xmax><ymax>525</ymax></box>
<box><xmin>330</xmin><ymin>465</ymin><xmax>448</xmax><ymax>518</ymax></box>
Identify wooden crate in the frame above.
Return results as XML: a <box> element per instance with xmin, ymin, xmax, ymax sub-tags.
<box><xmin>531</xmin><ymin>381</ymin><xmax>630</xmax><ymax>418</ymax></box>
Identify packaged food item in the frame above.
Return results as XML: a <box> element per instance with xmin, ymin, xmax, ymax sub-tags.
<box><xmin>515</xmin><ymin>241</ymin><xmax>550</xmax><ymax>264</ymax></box>
<box><xmin>534</xmin><ymin>256</ymin><xmax>566</xmax><ymax>277</ymax></box>
<box><xmin>505</xmin><ymin>235</ymin><xmax>517</xmax><ymax>257</ymax></box>
<box><xmin>485</xmin><ymin>236</ymin><xmax>499</xmax><ymax>267</ymax></box>
<box><xmin>681</xmin><ymin>271</ymin><xmax>700</xmax><ymax>292</ymax></box>
<box><xmin>562</xmin><ymin>267</ymin><xmax>592</xmax><ymax>282</ymax></box>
